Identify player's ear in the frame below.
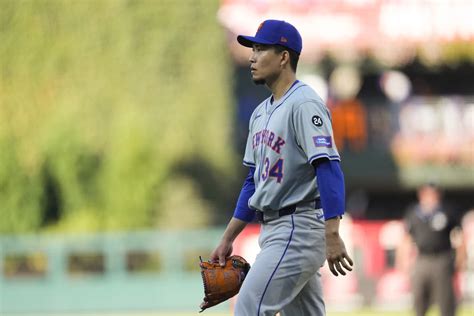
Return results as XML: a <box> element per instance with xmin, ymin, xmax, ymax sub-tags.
<box><xmin>280</xmin><ymin>50</ymin><xmax>290</xmax><ymax>68</ymax></box>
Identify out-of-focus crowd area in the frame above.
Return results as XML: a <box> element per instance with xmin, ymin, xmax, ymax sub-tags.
<box><xmin>0</xmin><ymin>0</ymin><xmax>472</xmax><ymax>314</ymax></box>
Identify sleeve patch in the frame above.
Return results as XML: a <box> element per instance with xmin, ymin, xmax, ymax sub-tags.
<box><xmin>313</xmin><ymin>136</ymin><xmax>332</xmax><ymax>148</ymax></box>
<box><xmin>312</xmin><ymin>115</ymin><xmax>323</xmax><ymax>127</ymax></box>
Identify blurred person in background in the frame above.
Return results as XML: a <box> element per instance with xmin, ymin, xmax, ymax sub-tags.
<box><xmin>402</xmin><ymin>183</ymin><xmax>467</xmax><ymax>316</ymax></box>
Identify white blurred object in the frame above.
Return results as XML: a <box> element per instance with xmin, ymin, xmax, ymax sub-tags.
<box><xmin>439</xmin><ymin>98</ymin><xmax>462</xmax><ymax>137</ymax></box>
<box><xmin>240</xmin><ymin>234</ymin><xmax>259</xmax><ymax>265</ymax></box>
<box><xmin>329</xmin><ymin>65</ymin><xmax>361</xmax><ymax>100</ymax></box>
<box><xmin>379</xmin><ymin>220</ymin><xmax>405</xmax><ymax>250</ymax></box>
<box><xmin>300</xmin><ymin>73</ymin><xmax>328</xmax><ymax>103</ymax></box>
<box><xmin>343</xmin><ymin>0</ymin><xmax>376</xmax><ymax>5</ymax></box>
<box><xmin>380</xmin><ymin>70</ymin><xmax>412</xmax><ymax>103</ymax></box>
<box><xmin>463</xmin><ymin>103</ymin><xmax>474</xmax><ymax>136</ymax></box>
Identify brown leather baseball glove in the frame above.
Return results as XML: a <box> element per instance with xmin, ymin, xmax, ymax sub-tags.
<box><xmin>199</xmin><ymin>255</ymin><xmax>251</xmax><ymax>312</ymax></box>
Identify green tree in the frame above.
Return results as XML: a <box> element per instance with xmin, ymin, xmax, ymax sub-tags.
<box><xmin>0</xmin><ymin>0</ymin><xmax>236</xmax><ymax>233</ymax></box>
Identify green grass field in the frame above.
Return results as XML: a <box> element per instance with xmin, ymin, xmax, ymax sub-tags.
<box><xmin>21</xmin><ymin>306</ymin><xmax>472</xmax><ymax>316</ymax></box>
<box><xmin>148</xmin><ymin>308</ymin><xmax>474</xmax><ymax>316</ymax></box>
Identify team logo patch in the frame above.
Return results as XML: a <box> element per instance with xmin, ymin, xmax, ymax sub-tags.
<box><xmin>431</xmin><ymin>212</ymin><xmax>448</xmax><ymax>231</ymax></box>
<box><xmin>313</xmin><ymin>136</ymin><xmax>332</xmax><ymax>148</ymax></box>
<box><xmin>312</xmin><ymin>115</ymin><xmax>323</xmax><ymax>127</ymax></box>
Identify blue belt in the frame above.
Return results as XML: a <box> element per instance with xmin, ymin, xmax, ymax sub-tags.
<box><xmin>255</xmin><ymin>199</ymin><xmax>322</xmax><ymax>223</ymax></box>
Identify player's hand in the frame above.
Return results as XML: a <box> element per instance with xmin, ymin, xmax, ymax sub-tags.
<box><xmin>210</xmin><ymin>240</ymin><xmax>233</xmax><ymax>267</ymax></box>
<box><xmin>325</xmin><ymin>232</ymin><xmax>353</xmax><ymax>276</ymax></box>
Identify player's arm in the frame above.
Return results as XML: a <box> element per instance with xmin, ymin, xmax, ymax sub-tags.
<box><xmin>233</xmin><ymin>166</ymin><xmax>256</xmax><ymax>222</ymax></box>
<box><xmin>313</xmin><ymin>159</ymin><xmax>353</xmax><ymax>276</ymax></box>
<box><xmin>210</xmin><ymin>167</ymin><xmax>256</xmax><ymax>266</ymax></box>
<box><xmin>210</xmin><ymin>218</ymin><xmax>248</xmax><ymax>266</ymax></box>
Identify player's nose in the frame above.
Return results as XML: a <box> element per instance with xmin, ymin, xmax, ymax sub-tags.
<box><xmin>249</xmin><ymin>52</ymin><xmax>256</xmax><ymax>64</ymax></box>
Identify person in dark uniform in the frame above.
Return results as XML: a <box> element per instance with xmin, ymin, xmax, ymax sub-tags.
<box><xmin>404</xmin><ymin>183</ymin><xmax>463</xmax><ymax>316</ymax></box>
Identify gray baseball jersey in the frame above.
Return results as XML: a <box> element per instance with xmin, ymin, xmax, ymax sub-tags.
<box><xmin>243</xmin><ymin>80</ymin><xmax>340</xmax><ymax>212</ymax></box>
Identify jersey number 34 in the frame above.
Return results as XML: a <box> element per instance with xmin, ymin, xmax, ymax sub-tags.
<box><xmin>261</xmin><ymin>158</ymin><xmax>284</xmax><ymax>183</ymax></box>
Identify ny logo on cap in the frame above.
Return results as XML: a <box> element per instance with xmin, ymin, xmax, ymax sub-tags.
<box><xmin>258</xmin><ymin>22</ymin><xmax>264</xmax><ymax>31</ymax></box>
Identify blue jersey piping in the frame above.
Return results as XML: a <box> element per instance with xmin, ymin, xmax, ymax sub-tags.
<box><xmin>308</xmin><ymin>153</ymin><xmax>341</xmax><ymax>163</ymax></box>
<box><xmin>243</xmin><ymin>160</ymin><xmax>256</xmax><ymax>166</ymax></box>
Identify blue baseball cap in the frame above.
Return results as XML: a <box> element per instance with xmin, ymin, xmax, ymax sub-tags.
<box><xmin>237</xmin><ymin>20</ymin><xmax>302</xmax><ymax>54</ymax></box>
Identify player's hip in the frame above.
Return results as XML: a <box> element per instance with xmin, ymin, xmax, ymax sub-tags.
<box><xmin>254</xmin><ymin>199</ymin><xmax>322</xmax><ymax>223</ymax></box>
<box><xmin>258</xmin><ymin>210</ymin><xmax>326</xmax><ymax>259</ymax></box>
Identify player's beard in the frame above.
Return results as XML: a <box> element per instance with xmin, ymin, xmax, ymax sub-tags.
<box><xmin>253</xmin><ymin>71</ymin><xmax>279</xmax><ymax>87</ymax></box>
<box><xmin>253</xmin><ymin>78</ymin><xmax>266</xmax><ymax>85</ymax></box>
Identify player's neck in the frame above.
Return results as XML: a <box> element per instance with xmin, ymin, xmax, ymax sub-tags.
<box><xmin>268</xmin><ymin>72</ymin><xmax>297</xmax><ymax>102</ymax></box>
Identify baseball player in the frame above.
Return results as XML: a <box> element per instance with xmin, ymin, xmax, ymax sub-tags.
<box><xmin>209</xmin><ymin>20</ymin><xmax>353</xmax><ymax>315</ymax></box>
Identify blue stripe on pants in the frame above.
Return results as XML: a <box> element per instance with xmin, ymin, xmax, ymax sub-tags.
<box><xmin>257</xmin><ymin>215</ymin><xmax>295</xmax><ymax>315</ymax></box>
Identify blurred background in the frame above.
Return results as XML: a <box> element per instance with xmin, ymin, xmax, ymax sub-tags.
<box><xmin>0</xmin><ymin>0</ymin><xmax>473</xmax><ymax>315</ymax></box>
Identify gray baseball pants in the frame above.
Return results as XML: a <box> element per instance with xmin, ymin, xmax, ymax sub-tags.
<box><xmin>234</xmin><ymin>209</ymin><xmax>327</xmax><ymax>316</ymax></box>
<box><xmin>412</xmin><ymin>251</ymin><xmax>457</xmax><ymax>316</ymax></box>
